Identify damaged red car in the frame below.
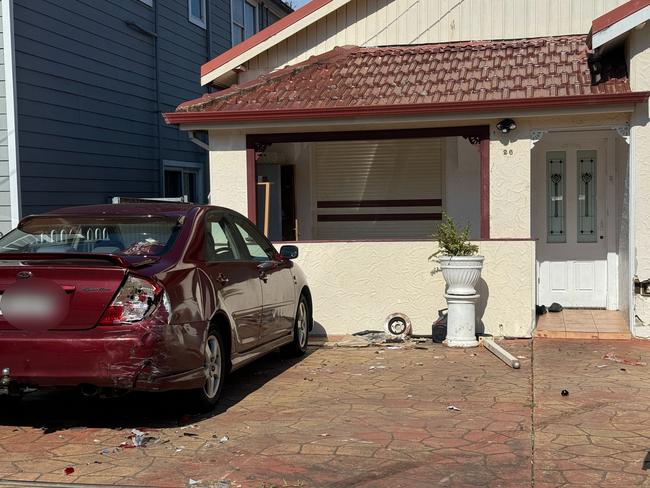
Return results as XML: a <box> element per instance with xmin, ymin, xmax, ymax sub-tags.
<box><xmin>0</xmin><ymin>203</ymin><xmax>312</xmax><ymax>408</ymax></box>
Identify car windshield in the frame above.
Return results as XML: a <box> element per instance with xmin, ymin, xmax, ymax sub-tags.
<box><xmin>0</xmin><ymin>216</ymin><xmax>182</xmax><ymax>256</ymax></box>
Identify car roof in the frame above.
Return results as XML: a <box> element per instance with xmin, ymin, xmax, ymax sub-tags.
<box><xmin>35</xmin><ymin>203</ymin><xmax>223</xmax><ymax>219</ymax></box>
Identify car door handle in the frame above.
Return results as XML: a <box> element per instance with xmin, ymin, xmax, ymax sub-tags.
<box><xmin>216</xmin><ymin>273</ymin><xmax>229</xmax><ymax>286</ymax></box>
<box><xmin>257</xmin><ymin>261</ymin><xmax>276</xmax><ymax>282</ymax></box>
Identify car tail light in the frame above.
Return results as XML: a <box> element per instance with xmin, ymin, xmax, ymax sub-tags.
<box><xmin>99</xmin><ymin>275</ymin><xmax>169</xmax><ymax>325</ymax></box>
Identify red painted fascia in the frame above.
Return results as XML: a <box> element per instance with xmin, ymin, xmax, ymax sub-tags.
<box><xmin>592</xmin><ymin>0</ymin><xmax>650</xmax><ymax>35</ymax></box>
<box><xmin>164</xmin><ymin>92</ymin><xmax>650</xmax><ymax>125</ymax></box>
<box><xmin>200</xmin><ymin>0</ymin><xmax>336</xmax><ymax>79</ymax></box>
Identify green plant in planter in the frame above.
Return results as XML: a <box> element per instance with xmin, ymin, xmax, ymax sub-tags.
<box><xmin>431</xmin><ymin>213</ymin><xmax>479</xmax><ymax>258</ymax></box>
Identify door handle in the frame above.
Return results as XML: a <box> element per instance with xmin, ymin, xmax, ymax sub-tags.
<box><xmin>216</xmin><ymin>273</ymin><xmax>229</xmax><ymax>286</ymax></box>
<box><xmin>257</xmin><ymin>261</ymin><xmax>276</xmax><ymax>282</ymax></box>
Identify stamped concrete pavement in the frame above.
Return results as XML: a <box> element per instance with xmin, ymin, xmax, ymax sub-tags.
<box><xmin>0</xmin><ymin>339</ymin><xmax>647</xmax><ymax>487</ymax></box>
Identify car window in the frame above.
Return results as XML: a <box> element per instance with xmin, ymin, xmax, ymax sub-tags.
<box><xmin>0</xmin><ymin>216</ymin><xmax>181</xmax><ymax>256</ymax></box>
<box><xmin>231</xmin><ymin>218</ymin><xmax>275</xmax><ymax>261</ymax></box>
<box><xmin>205</xmin><ymin>213</ymin><xmax>240</xmax><ymax>262</ymax></box>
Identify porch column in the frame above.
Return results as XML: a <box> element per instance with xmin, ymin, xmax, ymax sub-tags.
<box><xmin>208</xmin><ymin>132</ymin><xmax>255</xmax><ymax>220</ymax></box>
<box><xmin>489</xmin><ymin>125</ymin><xmax>532</xmax><ymax>239</ymax></box>
<box><xmin>629</xmin><ymin>23</ymin><xmax>650</xmax><ymax>331</ymax></box>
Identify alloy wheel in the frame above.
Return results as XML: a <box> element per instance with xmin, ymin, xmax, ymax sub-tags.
<box><xmin>203</xmin><ymin>335</ymin><xmax>222</xmax><ymax>399</ymax></box>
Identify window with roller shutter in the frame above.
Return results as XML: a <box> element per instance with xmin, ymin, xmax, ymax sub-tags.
<box><xmin>313</xmin><ymin>138</ymin><xmax>443</xmax><ymax>240</ymax></box>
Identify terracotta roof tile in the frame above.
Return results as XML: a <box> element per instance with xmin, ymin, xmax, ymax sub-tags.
<box><xmin>175</xmin><ymin>35</ymin><xmax>631</xmax><ymax>116</ymax></box>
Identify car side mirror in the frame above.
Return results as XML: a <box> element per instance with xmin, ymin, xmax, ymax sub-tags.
<box><xmin>280</xmin><ymin>245</ymin><xmax>299</xmax><ymax>260</ymax></box>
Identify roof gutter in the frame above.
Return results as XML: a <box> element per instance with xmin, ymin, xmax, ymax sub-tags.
<box><xmin>164</xmin><ymin>92</ymin><xmax>650</xmax><ymax>126</ymax></box>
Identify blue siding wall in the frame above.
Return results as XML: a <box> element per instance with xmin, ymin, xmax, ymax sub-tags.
<box><xmin>13</xmin><ymin>0</ymin><xmax>232</xmax><ymax>215</ymax></box>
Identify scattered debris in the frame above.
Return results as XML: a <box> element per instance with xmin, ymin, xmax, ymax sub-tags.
<box><xmin>595</xmin><ymin>364</ymin><xmax>607</xmax><ymax>368</ymax></box>
<box><xmin>603</xmin><ymin>352</ymin><xmax>647</xmax><ymax>366</ymax></box>
<box><xmin>447</xmin><ymin>405</ymin><xmax>461</xmax><ymax>412</ymax></box>
<box><xmin>548</xmin><ymin>302</ymin><xmax>563</xmax><ymax>313</ymax></box>
<box><xmin>481</xmin><ymin>337</ymin><xmax>520</xmax><ymax>369</ymax></box>
<box><xmin>416</xmin><ymin>362</ymin><xmax>424</xmax><ymax>366</ymax></box>
<box><xmin>183</xmin><ymin>432</ymin><xmax>199</xmax><ymax>437</ymax></box>
<box><xmin>128</xmin><ymin>428</ymin><xmax>157</xmax><ymax>448</ymax></box>
<box><xmin>188</xmin><ymin>479</ymin><xmax>200</xmax><ymax>486</ymax></box>
<box><xmin>64</xmin><ymin>467</ymin><xmax>74</xmax><ymax>475</ymax></box>
<box><xmin>219</xmin><ymin>435</ymin><xmax>229</xmax><ymax>444</ymax></box>
<box><xmin>561</xmin><ymin>389</ymin><xmax>569</xmax><ymax>397</ymax></box>
<box><xmin>517</xmin><ymin>356</ymin><xmax>527</xmax><ymax>360</ymax></box>
<box><xmin>318</xmin><ymin>433</ymin><xmax>330</xmax><ymax>437</ymax></box>
<box><xmin>216</xmin><ymin>481</ymin><xmax>231</xmax><ymax>488</ymax></box>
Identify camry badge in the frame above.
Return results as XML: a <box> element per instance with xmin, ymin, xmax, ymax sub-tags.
<box><xmin>16</xmin><ymin>271</ymin><xmax>32</xmax><ymax>280</ymax></box>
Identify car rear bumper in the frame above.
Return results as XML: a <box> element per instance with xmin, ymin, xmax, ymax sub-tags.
<box><xmin>0</xmin><ymin>323</ymin><xmax>206</xmax><ymax>391</ymax></box>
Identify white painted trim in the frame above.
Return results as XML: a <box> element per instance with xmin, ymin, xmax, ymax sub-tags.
<box><xmin>629</xmin><ymin>126</ymin><xmax>637</xmax><ymax>333</ymax></box>
<box><xmin>606</xmin><ymin>135</ymin><xmax>618</xmax><ymax>310</ymax></box>
<box><xmin>592</xmin><ymin>5</ymin><xmax>650</xmax><ymax>49</ymax></box>
<box><xmin>3</xmin><ymin>0</ymin><xmax>20</xmax><ymax>229</ymax></box>
<box><xmin>201</xmin><ymin>0</ymin><xmax>353</xmax><ymax>85</ymax></box>
<box><xmin>188</xmin><ymin>0</ymin><xmax>207</xmax><ymax>29</ymax></box>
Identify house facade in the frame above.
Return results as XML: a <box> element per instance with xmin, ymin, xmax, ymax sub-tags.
<box><xmin>0</xmin><ymin>0</ymin><xmax>290</xmax><ymax>234</ymax></box>
<box><xmin>166</xmin><ymin>0</ymin><xmax>650</xmax><ymax>339</ymax></box>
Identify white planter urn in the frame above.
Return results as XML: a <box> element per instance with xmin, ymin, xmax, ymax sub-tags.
<box><xmin>438</xmin><ymin>255</ymin><xmax>484</xmax><ymax>348</ymax></box>
<box><xmin>438</xmin><ymin>255</ymin><xmax>484</xmax><ymax>295</ymax></box>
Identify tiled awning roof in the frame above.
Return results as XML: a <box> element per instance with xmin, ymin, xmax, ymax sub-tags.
<box><xmin>167</xmin><ymin>35</ymin><xmax>643</xmax><ymax>125</ymax></box>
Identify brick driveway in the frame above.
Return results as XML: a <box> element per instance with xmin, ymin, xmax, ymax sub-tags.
<box><xmin>0</xmin><ymin>339</ymin><xmax>648</xmax><ymax>487</ymax></box>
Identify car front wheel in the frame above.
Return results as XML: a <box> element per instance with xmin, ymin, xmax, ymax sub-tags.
<box><xmin>282</xmin><ymin>295</ymin><xmax>309</xmax><ymax>357</ymax></box>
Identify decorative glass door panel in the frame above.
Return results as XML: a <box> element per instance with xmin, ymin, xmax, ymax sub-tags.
<box><xmin>577</xmin><ymin>150</ymin><xmax>597</xmax><ymax>243</ymax></box>
<box><xmin>546</xmin><ymin>151</ymin><xmax>566</xmax><ymax>243</ymax></box>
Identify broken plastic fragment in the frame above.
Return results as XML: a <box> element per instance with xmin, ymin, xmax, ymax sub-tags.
<box><xmin>219</xmin><ymin>435</ymin><xmax>229</xmax><ymax>443</ymax></box>
<box><xmin>603</xmin><ymin>352</ymin><xmax>647</xmax><ymax>366</ymax></box>
<box><xmin>188</xmin><ymin>479</ymin><xmax>200</xmax><ymax>486</ymax></box>
<box><xmin>447</xmin><ymin>405</ymin><xmax>461</xmax><ymax>412</ymax></box>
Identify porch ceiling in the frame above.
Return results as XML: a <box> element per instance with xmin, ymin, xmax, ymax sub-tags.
<box><xmin>165</xmin><ymin>35</ymin><xmax>647</xmax><ymax>126</ymax></box>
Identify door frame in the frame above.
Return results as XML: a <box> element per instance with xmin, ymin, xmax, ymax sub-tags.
<box><xmin>532</xmin><ymin>130</ymin><xmax>619</xmax><ymax>310</ymax></box>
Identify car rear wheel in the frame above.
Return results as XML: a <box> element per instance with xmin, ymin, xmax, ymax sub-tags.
<box><xmin>187</xmin><ymin>329</ymin><xmax>226</xmax><ymax>410</ymax></box>
<box><xmin>281</xmin><ymin>295</ymin><xmax>310</xmax><ymax>357</ymax></box>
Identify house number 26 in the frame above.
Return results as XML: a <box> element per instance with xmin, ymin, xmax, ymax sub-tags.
<box><xmin>503</xmin><ymin>149</ymin><xmax>514</xmax><ymax>155</ymax></box>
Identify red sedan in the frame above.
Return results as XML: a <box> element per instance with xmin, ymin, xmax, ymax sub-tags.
<box><xmin>0</xmin><ymin>203</ymin><xmax>312</xmax><ymax>408</ymax></box>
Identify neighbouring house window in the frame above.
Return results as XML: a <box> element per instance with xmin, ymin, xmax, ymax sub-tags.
<box><xmin>188</xmin><ymin>0</ymin><xmax>207</xmax><ymax>28</ymax></box>
<box><xmin>577</xmin><ymin>150</ymin><xmax>597</xmax><ymax>243</ymax></box>
<box><xmin>164</xmin><ymin>161</ymin><xmax>204</xmax><ymax>203</ymax></box>
<box><xmin>546</xmin><ymin>151</ymin><xmax>566</xmax><ymax>243</ymax></box>
<box><xmin>266</xmin><ymin>10</ymin><xmax>280</xmax><ymax>27</ymax></box>
<box><xmin>232</xmin><ymin>0</ymin><xmax>258</xmax><ymax>45</ymax></box>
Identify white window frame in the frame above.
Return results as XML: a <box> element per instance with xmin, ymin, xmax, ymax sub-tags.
<box><xmin>163</xmin><ymin>160</ymin><xmax>205</xmax><ymax>204</ymax></box>
<box><xmin>231</xmin><ymin>0</ymin><xmax>259</xmax><ymax>46</ymax></box>
<box><xmin>188</xmin><ymin>0</ymin><xmax>207</xmax><ymax>29</ymax></box>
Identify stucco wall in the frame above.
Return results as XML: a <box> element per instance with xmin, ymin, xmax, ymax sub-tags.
<box><xmin>208</xmin><ymin>132</ymin><xmax>248</xmax><ymax>216</ymax></box>
<box><xmin>629</xmin><ymin>23</ymin><xmax>650</xmax><ymax>282</ymax></box>
<box><xmin>286</xmin><ymin>239</ymin><xmax>535</xmax><ymax>338</ymax></box>
<box><xmin>490</xmin><ymin>123</ymin><xmax>532</xmax><ymax>239</ymax></box>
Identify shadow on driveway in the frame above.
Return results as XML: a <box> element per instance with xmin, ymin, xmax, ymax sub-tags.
<box><xmin>0</xmin><ymin>349</ymin><xmax>313</xmax><ymax>433</ymax></box>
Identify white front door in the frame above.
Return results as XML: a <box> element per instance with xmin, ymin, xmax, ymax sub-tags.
<box><xmin>533</xmin><ymin>140</ymin><xmax>608</xmax><ymax>308</ymax></box>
